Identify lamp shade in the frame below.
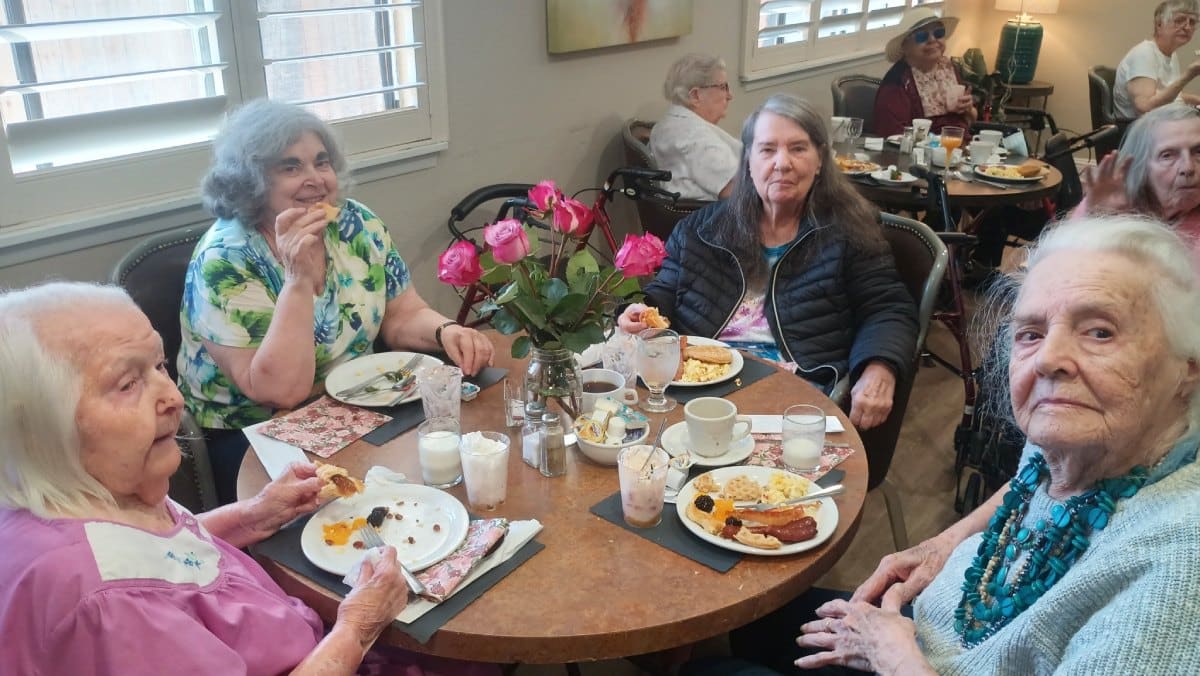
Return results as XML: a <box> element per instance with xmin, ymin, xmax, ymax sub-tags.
<box><xmin>995</xmin><ymin>0</ymin><xmax>1060</xmax><ymax>13</ymax></box>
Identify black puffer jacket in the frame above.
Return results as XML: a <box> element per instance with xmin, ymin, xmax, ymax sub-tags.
<box><xmin>642</xmin><ymin>202</ymin><xmax>918</xmax><ymax>394</ymax></box>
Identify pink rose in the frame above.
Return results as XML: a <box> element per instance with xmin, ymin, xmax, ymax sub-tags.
<box><xmin>551</xmin><ymin>197</ymin><xmax>595</xmax><ymax>237</ymax></box>
<box><xmin>528</xmin><ymin>180</ymin><xmax>561</xmax><ymax>214</ymax></box>
<box><xmin>483</xmin><ymin>218</ymin><xmax>531</xmax><ymax>264</ymax></box>
<box><xmin>437</xmin><ymin>240</ymin><xmax>483</xmax><ymax>286</ymax></box>
<box><xmin>614</xmin><ymin>233</ymin><xmax>668</xmax><ymax>277</ymax></box>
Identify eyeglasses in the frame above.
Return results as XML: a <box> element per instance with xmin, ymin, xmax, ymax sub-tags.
<box><xmin>1172</xmin><ymin>14</ymin><xmax>1199</xmax><ymax>28</ymax></box>
<box><xmin>913</xmin><ymin>25</ymin><xmax>947</xmax><ymax>44</ymax></box>
<box><xmin>698</xmin><ymin>82</ymin><xmax>730</xmax><ymax>93</ymax></box>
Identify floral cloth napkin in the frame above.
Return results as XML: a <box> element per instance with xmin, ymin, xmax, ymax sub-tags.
<box><xmin>259</xmin><ymin>396</ymin><xmax>391</xmax><ymax>457</ymax></box>
<box><xmin>415</xmin><ymin>518</ymin><xmax>509</xmax><ymax>602</ymax></box>
<box><xmin>745</xmin><ymin>433</ymin><xmax>855</xmax><ymax>482</ymax></box>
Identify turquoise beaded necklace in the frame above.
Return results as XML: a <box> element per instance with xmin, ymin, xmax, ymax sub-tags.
<box><xmin>955</xmin><ymin>453</ymin><xmax>1149</xmax><ymax>647</ymax></box>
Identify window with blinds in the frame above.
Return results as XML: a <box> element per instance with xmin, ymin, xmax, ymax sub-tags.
<box><xmin>742</xmin><ymin>0</ymin><xmax>943</xmax><ymax>81</ymax></box>
<box><xmin>0</xmin><ymin>0</ymin><xmax>446</xmax><ymax>229</ymax></box>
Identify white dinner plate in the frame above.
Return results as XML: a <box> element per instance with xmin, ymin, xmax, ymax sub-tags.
<box><xmin>301</xmin><ymin>483</ymin><xmax>469</xmax><ymax>576</ymax></box>
<box><xmin>674</xmin><ymin>466</ymin><xmax>839</xmax><ymax>556</ymax></box>
<box><xmin>325</xmin><ymin>352</ymin><xmax>444</xmax><ymax>407</ymax></box>
<box><xmin>661</xmin><ymin>421</ymin><xmax>754</xmax><ymax>467</ymax></box>
<box><xmin>671</xmin><ymin>336</ymin><xmax>744</xmax><ymax>388</ymax></box>
<box><xmin>868</xmin><ymin>169</ymin><xmax>918</xmax><ymax>185</ymax></box>
<box><xmin>973</xmin><ymin>164</ymin><xmax>1048</xmax><ymax>184</ymax></box>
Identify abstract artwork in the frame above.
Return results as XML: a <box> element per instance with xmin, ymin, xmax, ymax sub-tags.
<box><xmin>547</xmin><ymin>0</ymin><xmax>693</xmax><ymax>54</ymax></box>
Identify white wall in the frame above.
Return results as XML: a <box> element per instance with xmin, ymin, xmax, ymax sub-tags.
<box><xmin>0</xmin><ymin>0</ymin><xmax>1043</xmax><ymax>317</ymax></box>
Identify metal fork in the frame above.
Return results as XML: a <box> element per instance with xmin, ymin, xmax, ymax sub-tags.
<box><xmin>338</xmin><ymin>354</ymin><xmax>425</xmax><ymax>399</ymax></box>
<box><xmin>953</xmin><ymin>170</ymin><xmax>1012</xmax><ymax>191</ymax></box>
<box><xmin>744</xmin><ymin>484</ymin><xmax>846</xmax><ymax>511</ymax></box>
<box><xmin>357</xmin><ymin>526</ymin><xmax>426</xmax><ymax>596</ymax></box>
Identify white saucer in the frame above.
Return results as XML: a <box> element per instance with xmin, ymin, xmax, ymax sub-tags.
<box><xmin>660</xmin><ymin>421</ymin><xmax>754</xmax><ymax>467</ymax></box>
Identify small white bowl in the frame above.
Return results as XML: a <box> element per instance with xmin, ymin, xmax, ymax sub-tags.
<box><xmin>575</xmin><ymin>426</ymin><xmax>650</xmax><ymax>466</ymax></box>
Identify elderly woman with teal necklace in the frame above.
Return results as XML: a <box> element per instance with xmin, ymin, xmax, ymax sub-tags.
<box><xmin>687</xmin><ymin>214</ymin><xmax>1200</xmax><ymax>675</ymax></box>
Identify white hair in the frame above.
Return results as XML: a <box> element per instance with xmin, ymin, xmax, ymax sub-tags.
<box><xmin>977</xmin><ymin>215</ymin><xmax>1200</xmax><ymax>430</ymax></box>
<box><xmin>0</xmin><ymin>282</ymin><xmax>137</xmax><ymax>517</ymax></box>
<box><xmin>662</xmin><ymin>53</ymin><xmax>727</xmax><ymax>107</ymax></box>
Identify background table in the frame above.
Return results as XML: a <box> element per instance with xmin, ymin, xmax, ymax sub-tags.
<box><xmin>238</xmin><ymin>333</ymin><xmax>868</xmax><ymax>664</ymax></box>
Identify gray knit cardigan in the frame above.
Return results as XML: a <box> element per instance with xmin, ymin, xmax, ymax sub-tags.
<box><xmin>915</xmin><ymin>437</ymin><xmax>1200</xmax><ymax>674</ymax></box>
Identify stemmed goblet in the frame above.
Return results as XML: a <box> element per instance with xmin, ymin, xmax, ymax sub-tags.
<box><xmin>940</xmin><ymin>126</ymin><xmax>965</xmax><ymax>180</ymax></box>
<box><xmin>636</xmin><ymin>328</ymin><xmax>680</xmax><ymax>413</ymax></box>
<box><xmin>846</xmin><ymin>117</ymin><xmax>864</xmax><ymax>156</ymax></box>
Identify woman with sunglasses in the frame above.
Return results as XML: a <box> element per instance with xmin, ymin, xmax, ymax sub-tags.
<box><xmin>873</xmin><ymin>8</ymin><xmax>975</xmax><ymax>138</ymax></box>
<box><xmin>650</xmin><ymin>53</ymin><xmax>741</xmax><ymax>201</ymax></box>
<box><xmin>1113</xmin><ymin>0</ymin><xmax>1200</xmax><ymax>118</ymax></box>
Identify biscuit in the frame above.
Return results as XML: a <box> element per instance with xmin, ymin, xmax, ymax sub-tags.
<box><xmin>684</xmin><ymin>345</ymin><xmax>733</xmax><ymax>364</ymax></box>
<box><xmin>721</xmin><ymin>475</ymin><xmax>763</xmax><ymax>502</ymax></box>
<box><xmin>313</xmin><ymin>201</ymin><xmax>340</xmax><ymax>223</ymax></box>
<box><xmin>316</xmin><ymin>461</ymin><xmax>363</xmax><ymax>500</ymax></box>
<box><xmin>1016</xmin><ymin>164</ymin><xmax>1042</xmax><ymax>178</ymax></box>
<box><xmin>640</xmin><ymin>307</ymin><xmax>670</xmax><ymax>329</ymax></box>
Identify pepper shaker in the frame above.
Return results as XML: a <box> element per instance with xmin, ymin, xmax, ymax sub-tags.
<box><xmin>540</xmin><ymin>412</ymin><xmax>568</xmax><ymax>477</ymax></box>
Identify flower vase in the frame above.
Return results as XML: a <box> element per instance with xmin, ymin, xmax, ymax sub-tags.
<box><xmin>524</xmin><ymin>346</ymin><xmax>583</xmax><ymax>428</ymax></box>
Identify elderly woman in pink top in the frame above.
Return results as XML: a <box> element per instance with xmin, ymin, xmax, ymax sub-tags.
<box><xmin>0</xmin><ymin>282</ymin><xmax>494</xmax><ymax>676</ymax></box>
<box><xmin>1077</xmin><ymin>103</ymin><xmax>1200</xmax><ymax>250</ymax></box>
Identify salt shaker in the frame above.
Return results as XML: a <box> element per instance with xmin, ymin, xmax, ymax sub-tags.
<box><xmin>539</xmin><ymin>412</ymin><xmax>568</xmax><ymax>478</ymax></box>
<box><xmin>899</xmin><ymin>126</ymin><xmax>915</xmax><ymax>155</ymax></box>
<box><xmin>521</xmin><ymin>401</ymin><xmax>546</xmax><ymax>468</ymax></box>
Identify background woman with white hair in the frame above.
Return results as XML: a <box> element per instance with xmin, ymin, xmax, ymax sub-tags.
<box><xmin>690</xmin><ymin>215</ymin><xmax>1200</xmax><ymax>674</ymax></box>
<box><xmin>1113</xmin><ymin>0</ymin><xmax>1200</xmax><ymax>118</ymax></box>
<box><xmin>650</xmin><ymin>53</ymin><xmax>741</xmax><ymax>200</ymax></box>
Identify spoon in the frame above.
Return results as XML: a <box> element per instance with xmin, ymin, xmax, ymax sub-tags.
<box><xmin>639</xmin><ymin>417</ymin><xmax>670</xmax><ymax>477</ymax></box>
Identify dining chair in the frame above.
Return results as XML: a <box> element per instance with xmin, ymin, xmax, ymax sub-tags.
<box><xmin>620</xmin><ymin>118</ymin><xmax>710</xmax><ymax>241</ymax></box>
<box><xmin>830</xmin><ymin>75</ymin><xmax>881</xmax><ymax>135</ymax></box>
<box><xmin>851</xmin><ymin>213</ymin><xmax>949</xmax><ymax>551</ymax></box>
<box><xmin>111</xmin><ymin>225</ymin><xmax>219</xmax><ymax>514</ymax></box>
<box><xmin>1088</xmin><ymin>65</ymin><xmax>1134</xmax><ymax>160</ymax></box>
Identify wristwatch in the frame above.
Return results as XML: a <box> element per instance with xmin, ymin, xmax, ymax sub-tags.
<box><xmin>434</xmin><ymin>320</ymin><xmax>458</xmax><ymax>349</ymax></box>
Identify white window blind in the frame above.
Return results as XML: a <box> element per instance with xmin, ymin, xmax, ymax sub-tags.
<box><xmin>742</xmin><ymin>0</ymin><xmax>943</xmax><ymax>82</ymax></box>
<box><xmin>0</xmin><ymin>0</ymin><xmax>447</xmax><ymax>230</ymax></box>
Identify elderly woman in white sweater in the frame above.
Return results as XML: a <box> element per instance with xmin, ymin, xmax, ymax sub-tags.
<box><xmin>689</xmin><ymin>215</ymin><xmax>1200</xmax><ymax>675</ymax></box>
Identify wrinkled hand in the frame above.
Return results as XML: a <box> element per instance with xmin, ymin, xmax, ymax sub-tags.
<box><xmin>851</xmin><ymin>534</ymin><xmax>956</xmax><ymax>609</ymax></box>
<box><xmin>1186</xmin><ymin>59</ymin><xmax>1200</xmax><ymax>81</ymax></box>
<box><xmin>949</xmin><ymin>93</ymin><xmax>976</xmax><ymax>115</ymax></box>
<box><xmin>274</xmin><ymin>207</ymin><xmax>329</xmax><ymax>295</ymax></box>
<box><xmin>1079</xmin><ymin>152</ymin><xmax>1133</xmax><ymax>215</ymax></box>
<box><xmin>440</xmin><ymin>324</ymin><xmax>494</xmax><ymax>376</ymax></box>
<box><xmin>239</xmin><ymin>462</ymin><xmax>322</xmax><ymax>540</ymax></box>
<box><xmin>795</xmin><ymin>598</ymin><xmax>924</xmax><ymax>674</ymax></box>
<box><xmin>337</xmin><ymin>546</ymin><xmax>409</xmax><ymax>647</ymax></box>
<box><xmin>849</xmin><ymin>361</ymin><xmax>896</xmax><ymax>430</ymax></box>
<box><xmin>618</xmin><ymin>303</ymin><xmax>649</xmax><ymax>335</ymax></box>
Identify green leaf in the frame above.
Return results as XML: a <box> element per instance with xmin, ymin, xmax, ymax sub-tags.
<box><xmin>548</xmin><ymin>293</ymin><xmax>589</xmax><ymax>323</ymax></box>
<box><xmin>611</xmin><ymin>275</ymin><xmax>642</xmax><ymax>297</ymax></box>
<box><xmin>511</xmin><ymin>335</ymin><xmax>531</xmax><ymax>358</ymax></box>
<box><xmin>565</xmin><ymin>249</ymin><xmax>600</xmax><ymax>291</ymax></box>
<box><xmin>539</xmin><ymin>277</ymin><xmax>569</xmax><ymax>308</ymax></box>
<box><xmin>489</xmin><ymin>307</ymin><xmax>523</xmax><ymax>334</ymax></box>
<box><xmin>561</xmin><ymin>324</ymin><xmax>606</xmax><ymax>353</ymax></box>
<box><xmin>523</xmin><ymin>224</ymin><xmax>542</xmax><ymax>257</ymax></box>
<box><xmin>480</xmin><ymin>264</ymin><xmax>509</xmax><ymax>285</ymax></box>
<box><xmin>511</xmin><ymin>295</ymin><xmax>547</xmax><ymax>328</ymax></box>
<box><xmin>494</xmin><ymin>280</ymin><xmax>520</xmax><ymax>304</ymax></box>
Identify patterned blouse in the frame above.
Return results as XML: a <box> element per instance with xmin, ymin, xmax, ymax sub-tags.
<box><xmin>178</xmin><ymin>199</ymin><xmax>410</xmax><ymax>429</ymax></box>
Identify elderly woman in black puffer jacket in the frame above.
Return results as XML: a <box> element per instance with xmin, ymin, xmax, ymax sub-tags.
<box><xmin>620</xmin><ymin>94</ymin><xmax>918</xmax><ymax>430</ymax></box>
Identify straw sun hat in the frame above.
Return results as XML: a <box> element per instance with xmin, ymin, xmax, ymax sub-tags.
<box><xmin>885</xmin><ymin>7</ymin><xmax>959</xmax><ymax>63</ymax></box>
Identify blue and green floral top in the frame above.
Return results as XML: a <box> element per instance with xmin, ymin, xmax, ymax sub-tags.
<box><xmin>177</xmin><ymin>199</ymin><xmax>410</xmax><ymax>429</ymax></box>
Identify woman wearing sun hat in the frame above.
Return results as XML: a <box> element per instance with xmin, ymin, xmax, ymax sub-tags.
<box><xmin>873</xmin><ymin>7</ymin><xmax>976</xmax><ymax>138</ymax></box>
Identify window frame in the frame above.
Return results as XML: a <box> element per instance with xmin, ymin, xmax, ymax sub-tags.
<box><xmin>0</xmin><ymin>0</ymin><xmax>449</xmax><ymax>237</ymax></box>
<box><xmin>741</xmin><ymin>0</ymin><xmax>943</xmax><ymax>84</ymax></box>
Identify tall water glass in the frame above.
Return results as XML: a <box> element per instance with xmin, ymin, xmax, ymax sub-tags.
<box><xmin>782</xmin><ymin>404</ymin><xmax>825</xmax><ymax>473</ymax></box>
<box><xmin>846</xmin><ymin>117</ymin><xmax>864</xmax><ymax>155</ymax></box>
<box><xmin>636</xmin><ymin>328</ymin><xmax>680</xmax><ymax>413</ymax></box>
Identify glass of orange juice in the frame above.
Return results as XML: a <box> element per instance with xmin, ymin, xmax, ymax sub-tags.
<box><xmin>940</xmin><ymin>126</ymin><xmax>965</xmax><ymax>179</ymax></box>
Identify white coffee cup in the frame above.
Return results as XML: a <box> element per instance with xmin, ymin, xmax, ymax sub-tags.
<box><xmin>830</xmin><ymin>116</ymin><xmax>849</xmax><ymax>143</ymax></box>
<box><xmin>972</xmin><ymin>129</ymin><xmax>1004</xmax><ymax>146</ymax></box>
<box><xmin>912</xmin><ymin>118</ymin><xmax>932</xmax><ymax>142</ymax></box>
<box><xmin>931</xmin><ymin>147</ymin><xmax>963</xmax><ymax>167</ymax></box>
<box><xmin>968</xmin><ymin>141</ymin><xmax>996</xmax><ymax>163</ymax></box>
<box><xmin>684</xmin><ymin>397</ymin><xmax>752</xmax><ymax>458</ymax></box>
<box><xmin>580</xmin><ymin>368</ymin><xmax>638</xmax><ymax>413</ymax></box>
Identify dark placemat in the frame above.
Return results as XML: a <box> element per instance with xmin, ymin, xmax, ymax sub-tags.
<box><xmin>251</xmin><ymin>513</ymin><xmax>543</xmax><ymax>644</ymax></box>
<box><xmin>589</xmin><ymin>492</ymin><xmax>741</xmax><ymax>572</ymax></box>
<box><xmin>361</xmin><ymin>366</ymin><xmax>508</xmax><ymax>446</ymax></box>
<box><xmin>666</xmin><ymin>357</ymin><xmax>778</xmax><ymax>404</ymax></box>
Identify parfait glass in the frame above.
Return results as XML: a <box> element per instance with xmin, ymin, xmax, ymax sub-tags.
<box><xmin>637</xmin><ymin>328</ymin><xmax>680</xmax><ymax>413</ymax></box>
<box><xmin>940</xmin><ymin>126</ymin><xmax>965</xmax><ymax>180</ymax></box>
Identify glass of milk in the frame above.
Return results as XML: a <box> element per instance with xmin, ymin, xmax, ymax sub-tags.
<box><xmin>418</xmin><ymin>417</ymin><xmax>463</xmax><ymax>488</ymax></box>
<box><xmin>782</xmin><ymin>404</ymin><xmax>825</xmax><ymax>473</ymax></box>
<box><xmin>459</xmin><ymin>431</ymin><xmax>510</xmax><ymax>511</ymax></box>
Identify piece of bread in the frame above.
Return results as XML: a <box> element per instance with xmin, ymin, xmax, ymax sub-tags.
<box><xmin>685</xmin><ymin>499</ymin><xmax>726</xmax><ymax>535</ymax></box>
<box><xmin>733</xmin><ymin>503</ymin><xmax>815</xmax><ymax>527</ymax></box>
<box><xmin>733</xmin><ymin>527</ymin><xmax>782</xmax><ymax>550</ymax></box>
<box><xmin>313</xmin><ymin>201</ymin><xmax>340</xmax><ymax>223</ymax></box>
<box><xmin>721</xmin><ymin>475</ymin><xmax>763</xmax><ymax>502</ymax></box>
<box><xmin>1016</xmin><ymin>164</ymin><xmax>1042</xmax><ymax>178</ymax></box>
<box><xmin>640</xmin><ymin>307</ymin><xmax>670</xmax><ymax>329</ymax></box>
<box><xmin>684</xmin><ymin>345</ymin><xmax>733</xmax><ymax>364</ymax></box>
<box><xmin>316</xmin><ymin>461</ymin><xmax>364</xmax><ymax>500</ymax></box>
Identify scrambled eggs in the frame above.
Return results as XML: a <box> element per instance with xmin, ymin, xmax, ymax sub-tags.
<box><xmin>680</xmin><ymin>358</ymin><xmax>731</xmax><ymax>383</ymax></box>
<box><xmin>761</xmin><ymin>472</ymin><xmax>813</xmax><ymax>505</ymax></box>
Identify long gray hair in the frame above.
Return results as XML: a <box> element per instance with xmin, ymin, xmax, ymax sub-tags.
<box><xmin>975</xmin><ymin>215</ymin><xmax>1200</xmax><ymax>431</ymax></box>
<box><xmin>713</xmin><ymin>93</ymin><xmax>885</xmax><ymax>285</ymax></box>
<box><xmin>201</xmin><ymin>99</ymin><xmax>351</xmax><ymax>227</ymax></box>
<box><xmin>1117</xmin><ymin>103</ymin><xmax>1200</xmax><ymax>215</ymax></box>
<box><xmin>662</xmin><ymin>54</ymin><xmax>727</xmax><ymax>107</ymax></box>
<box><xmin>0</xmin><ymin>282</ymin><xmax>140</xmax><ymax>518</ymax></box>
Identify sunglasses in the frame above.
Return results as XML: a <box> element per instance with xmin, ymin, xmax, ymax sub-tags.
<box><xmin>698</xmin><ymin>82</ymin><xmax>730</xmax><ymax>93</ymax></box>
<box><xmin>913</xmin><ymin>25</ymin><xmax>947</xmax><ymax>44</ymax></box>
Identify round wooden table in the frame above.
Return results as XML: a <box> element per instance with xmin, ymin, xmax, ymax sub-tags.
<box><xmin>238</xmin><ymin>334</ymin><xmax>868</xmax><ymax>664</ymax></box>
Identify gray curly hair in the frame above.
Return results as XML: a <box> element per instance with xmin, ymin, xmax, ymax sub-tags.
<box><xmin>662</xmin><ymin>53</ymin><xmax>727</xmax><ymax>107</ymax></box>
<box><xmin>201</xmin><ymin>99</ymin><xmax>351</xmax><ymax>227</ymax></box>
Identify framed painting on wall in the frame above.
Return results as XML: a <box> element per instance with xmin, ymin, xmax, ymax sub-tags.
<box><xmin>547</xmin><ymin>0</ymin><xmax>693</xmax><ymax>54</ymax></box>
